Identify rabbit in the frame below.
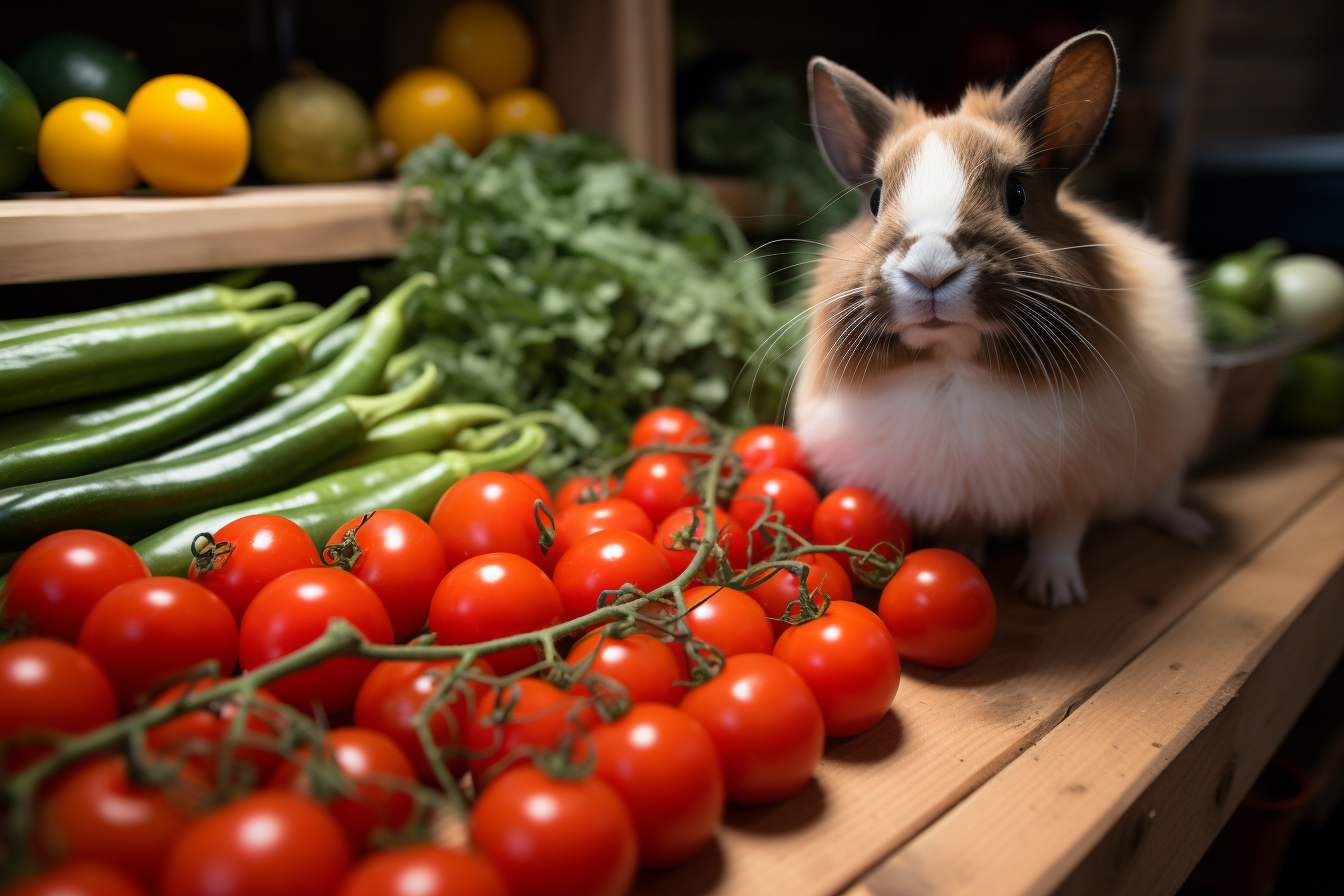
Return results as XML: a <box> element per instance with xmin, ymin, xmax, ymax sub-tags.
<box><xmin>790</xmin><ymin>31</ymin><xmax>1213</xmax><ymax>608</ymax></box>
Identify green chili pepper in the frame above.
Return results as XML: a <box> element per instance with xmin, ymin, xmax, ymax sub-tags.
<box><xmin>158</xmin><ymin>273</ymin><xmax>437</xmax><ymax>461</ymax></box>
<box><xmin>0</xmin><ymin>303</ymin><xmax>320</xmax><ymax>415</ymax></box>
<box><xmin>1200</xmin><ymin>239</ymin><xmax>1288</xmax><ymax>312</ymax></box>
<box><xmin>317</xmin><ymin>403</ymin><xmax>513</xmax><ymax>474</ymax></box>
<box><xmin>0</xmin><ymin>366</ymin><xmax>439</xmax><ymax>550</ymax></box>
<box><xmin>296</xmin><ymin>316</ymin><xmax>366</xmax><ymax>377</ymax></box>
<box><xmin>134</xmin><ymin>422</ymin><xmax>547</xmax><ymax>575</ymax></box>
<box><xmin>0</xmin><ymin>288</ymin><xmax>370</xmax><ymax>489</ymax></box>
<box><xmin>0</xmin><ymin>281</ymin><xmax>296</xmax><ymax>345</ymax></box>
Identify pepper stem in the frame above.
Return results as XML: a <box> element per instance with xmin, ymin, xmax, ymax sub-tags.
<box><xmin>227</xmin><ymin>280</ymin><xmax>298</xmax><ymax>310</ymax></box>
<box><xmin>282</xmin><ymin>287</ymin><xmax>370</xmax><ymax>358</ymax></box>
<box><xmin>346</xmin><ymin>365</ymin><xmax>440</xmax><ymax>431</ymax></box>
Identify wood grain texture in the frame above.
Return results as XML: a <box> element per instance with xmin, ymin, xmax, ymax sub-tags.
<box><xmin>863</xmin><ymin>472</ymin><xmax>1344</xmax><ymax>896</ymax></box>
<box><xmin>635</xmin><ymin>438</ymin><xmax>1344</xmax><ymax>896</ymax></box>
<box><xmin>0</xmin><ymin>183</ymin><xmax>406</xmax><ymax>285</ymax></box>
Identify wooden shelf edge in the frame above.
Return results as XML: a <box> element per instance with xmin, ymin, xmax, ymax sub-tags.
<box><xmin>0</xmin><ymin>182</ymin><xmax>413</xmax><ymax>285</ymax></box>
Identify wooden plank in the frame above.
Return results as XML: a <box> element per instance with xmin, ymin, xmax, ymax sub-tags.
<box><xmin>635</xmin><ymin>438</ymin><xmax>1344</xmax><ymax>896</ymax></box>
<box><xmin>858</xmin><ymin>474</ymin><xmax>1344</xmax><ymax>896</ymax></box>
<box><xmin>0</xmin><ymin>183</ymin><xmax>406</xmax><ymax>285</ymax></box>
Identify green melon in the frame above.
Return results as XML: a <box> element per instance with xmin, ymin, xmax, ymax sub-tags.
<box><xmin>0</xmin><ymin>60</ymin><xmax>39</xmax><ymax>192</ymax></box>
<box><xmin>11</xmin><ymin>31</ymin><xmax>147</xmax><ymax>112</ymax></box>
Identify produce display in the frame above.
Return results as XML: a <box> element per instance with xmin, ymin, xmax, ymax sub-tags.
<box><xmin>0</xmin><ymin>393</ymin><xmax>1000</xmax><ymax>895</ymax></box>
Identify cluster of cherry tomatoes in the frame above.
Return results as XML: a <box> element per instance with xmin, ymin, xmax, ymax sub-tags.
<box><xmin>0</xmin><ymin>408</ymin><xmax>997</xmax><ymax>896</ymax></box>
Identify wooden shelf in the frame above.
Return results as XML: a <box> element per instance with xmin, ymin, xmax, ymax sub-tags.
<box><xmin>0</xmin><ymin>183</ymin><xmax>408</xmax><ymax>285</ymax></box>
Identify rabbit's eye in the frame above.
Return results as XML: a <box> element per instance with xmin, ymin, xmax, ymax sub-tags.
<box><xmin>869</xmin><ymin>180</ymin><xmax>883</xmax><ymax>217</ymax></box>
<box><xmin>1005</xmin><ymin>175</ymin><xmax>1026</xmax><ymax>217</ymax></box>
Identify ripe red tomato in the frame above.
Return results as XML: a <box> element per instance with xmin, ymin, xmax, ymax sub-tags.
<box><xmin>512</xmin><ymin>470</ymin><xmax>553</xmax><ymax>507</ymax></box>
<box><xmin>550</xmin><ymin>497</ymin><xmax>654</xmax><ymax>561</ymax></box>
<box><xmin>353</xmin><ymin>657</ymin><xmax>494</xmax><ymax>782</ymax></box>
<box><xmin>773</xmin><ymin>601</ymin><xmax>900</xmax><ymax>736</ymax></box>
<box><xmin>1</xmin><ymin>530</ymin><xmax>148</xmax><ymax>642</ymax></box>
<box><xmin>567</xmin><ymin>630</ymin><xmax>684</xmax><ymax>705</ymax></box>
<box><xmin>471</xmin><ymin>766</ymin><xmax>637</xmax><ymax>896</ymax></box>
<box><xmin>878</xmin><ymin>548</ymin><xmax>995</xmax><ymax>667</ymax></box>
<box><xmin>238</xmin><ymin>568</ymin><xmax>394</xmax><ymax>715</ymax></box>
<box><xmin>683</xmin><ymin>585</ymin><xmax>775</xmax><ymax>658</ymax></box>
<box><xmin>628</xmin><ymin>406</ymin><xmax>710</xmax><ymax>450</ymax></box>
<box><xmin>146</xmin><ymin>682</ymin><xmax>286</xmax><ymax>784</ymax></box>
<box><xmin>36</xmin><ymin>755</ymin><xmax>206</xmax><ymax>888</ymax></box>
<box><xmin>464</xmin><ymin>677</ymin><xmax>595</xmax><ymax>786</ymax></box>
<box><xmin>744</xmin><ymin>552</ymin><xmax>853</xmax><ymax>636</ymax></box>
<box><xmin>327</xmin><ymin>509</ymin><xmax>447</xmax><ymax>642</ymax></box>
<box><xmin>731</xmin><ymin>425</ymin><xmax>812</xmax><ymax>478</ymax></box>
<box><xmin>552</xmin><ymin>530</ymin><xmax>671</xmax><ymax>622</ymax></box>
<box><xmin>7</xmin><ymin>863</ymin><xmax>148</xmax><ymax>896</ymax></box>
<box><xmin>591</xmin><ymin>703</ymin><xmax>724</xmax><ymax>867</ymax></box>
<box><xmin>187</xmin><ymin>515</ymin><xmax>321</xmax><ymax>622</ymax></box>
<box><xmin>812</xmin><ymin>487</ymin><xmax>911</xmax><ymax>585</ymax></box>
<box><xmin>159</xmin><ymin>792</ymin><xmax>350</xmax><ymax>896</ymax></box>
<box><xmin>427</xmin><ymin>553</ymin><xmax>563</xmax><ymax>675</ymax></box>
<box><xmin>269</xmin><ymin>726</ymin><xmax>416</xmax><ymax>854</ymax></box>
<box><xmin>0</xmin><ymin>638</ymin><xmax>116</xmax><ymax>773</ymax></box>
<box><xmin>730</xmin><ymin>468</ymin><xmax>821</xmax><ymax>553</ymax></box>
<box><xmin>619</xmin><ymin>454</ymin><xmax>696</xmax><ymax>524</ymax></box>
<box><xmin>553</xmin><ymin>474</ymin><xmax>618</xmax><ymax>510</ymax></box>
<box><xmin>338</xmin><ymin>846</ymin><xmax>508</xmax><ymax>896</ymax></box>
<box><xmin>653</xmin><ymin>506</ymin><xmax>749</xmax><ymax>580</ymax></box>
<box><xmin>430</xmin><ymin>472</ymin><xmax>551</xmax><ymax>571</ymax></box>
<box><xmin>679</xmin><ymin>653</ymin><xmax>824</xmax><ymax>804</ymax></box>
<box><xmin>77</xmin><ymin>577</ymin><xmax>238</xmax><ymax>710</ymax></box>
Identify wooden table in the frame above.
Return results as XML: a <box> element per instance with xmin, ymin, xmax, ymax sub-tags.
<box><xmin>637</xmin><ymin>436</ymin><xmax>1344</xmax><ymax>896</ymax></box>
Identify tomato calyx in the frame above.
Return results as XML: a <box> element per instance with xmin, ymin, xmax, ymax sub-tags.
<box><xmin>189</xmin><ymin>532</ymin><xmax>236</xmax><ymax>574</ymax></box>
<box><xmin>532</xmin><ymin>499</ymin><xmax>555</xmax><ymax>557</ymax></box>
<box><xmin>321</xmin><ymin>510</ymin><xmax>375</xmax><ymax>572</ymax></box>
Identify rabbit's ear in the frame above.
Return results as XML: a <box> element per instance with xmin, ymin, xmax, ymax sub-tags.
<box><xmin>1002</xmin><ymin>30</ymin><xmax>1118</xmax><ymax>174</ymax></box>
<box><xmin>808</xmin><ymin>57</ymin><xmax>896</xmax><ymax>187</ymax></box>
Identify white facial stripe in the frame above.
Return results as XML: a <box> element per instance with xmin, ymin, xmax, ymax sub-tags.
<box><xmin>898</xmin><ymin>134</ymin><xmax>966</xmax><ymax>239</ymax></box>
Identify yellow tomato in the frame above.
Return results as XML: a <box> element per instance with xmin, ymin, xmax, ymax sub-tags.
<box><xmin>37</xmin><ymin>97</ymin><xmax>138</xmax><ymax>196</ymax></box>
<box><xmin>486</xmin><ymin>87</ymin><xmax>561</xmax><ymax>140</ymax></box>
<box><xmin>434</xmin><ymin>1</ymin><xmax>535</xmax><ymax>97</ymax></box>
<box><xmin>125</xmin><ymin>74</ymin><xmax>249</xmax><ymax>195</ymax></box>
<box><xmin>375</xmin><ymin>67</ymin><xmax>486</xmax><ymax>160</ymax></box>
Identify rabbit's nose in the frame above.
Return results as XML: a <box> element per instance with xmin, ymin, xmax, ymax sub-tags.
<box><xmin>896</xmin><ymin>235</ymin><xmax>965</xmax><ymax>292</ymax></box>
<box><xmin>904</xmin><ymin>265</ymin><xmax>964</xmax><ymax>290</ymax></box>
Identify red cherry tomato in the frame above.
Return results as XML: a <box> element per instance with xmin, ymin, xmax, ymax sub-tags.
<box><xmin>628</xmin><ymin>407</ymin><xmax>710</xmax><ymax>450</ymax></box>
<box><xmin>653</xmin><ymin>506</ymin><xmax>749</xmax><ymax>580</ymax></box>
<box><xmin>512</xmin><ymin>471</ymin><xmax>553</xmax><ymax>507</ymax></box>
<box><xmin>269</xmin><ymin>727</ymin><xmax>416</xmax><ymax>854</ymax></box>
<box><xmin>1</xmin><ymin>530</ymin><xmax>148</xmax><ymax>642</ymax></box>
<box><xmin>550</xmin><ymin>497</ymin><xmax>654</xmax><ymax>561</ymax></box>
<box><xmin>553</xmin><ymin>474</ymin><xmax>618</xmax><ymax>510</ymax></box>
<box><xmin>878</xmin><ymin>548</ymin><xmax>995</xmax><ymax>667</ymax></box>
<box><xmin>773</xmin><ymin>601</ymin><xmax>901</xmax><ymax>736</ymax></box>
<box><xmin>238</xmin><ymin>568</ymin><xmax>394</xmax><ymax>715</ymax></box>
<box><xmin>77</xmin><ymin>577</ymin><xmax>237</xmax><ymax>710</ymax></box>
<box><xmin>36</xmin><ymin>755</ymin><xmax>206</xmax><ymax>888</ymax></box>
<box><xmin>732</xmin><ymin>425</ymin><xmax>812</xmax><ymax>478</ymax></box>
<box><xmin>552</xmin><ymin>530</ymin><xmax>671</xmax><ymax>623</ymax></box>
<box><xmin>337</xmin><ymin>846</ymin><xmax>508</xmax><ymax>896</ymax></box>
<box><xmin>464</xmin><ymin>677</ymin><xmax>594</xmax><ymax>786</ymax></box>
<box><xmin>812</xmin><ymin>487</ymin><xmax>910</xmax><ymax>586</ymax></box>
<box><xmin>0</xmin><ymin>638</ymin><xmax>116</xmax><ymax>773</ymax></box>
<box><xmin>146</xmin><ymin>682</ymin><xmax>287</xmax><ymax>784</ymax></box>
<box><xmin>591</xmin><ymin>703</ymin><xmax>724</xmax><ymax>867</ymax></box>
<box><xmin>430</xmin><ymin>472</ymin><xmax>551</xmax><ymax>571</ymax></box>
<box><xmin>744</xmin><ymin>551</ymin><xmax>853</xmax><ymax>636</ymax></box>
<box><xmin>6</xmin><ymin>863</ymin><xmax>148</xmax><ymax>896</ymax></box>
<box><xmin>682</xmin><ymin>585</ymin><xmax>775</xmax><ymax>658</ymax></box>
<box><xmin>159</xmin><ymin>792</ymin><xmax>350</xmax><ymax>896</ymax></box>
<box><xmin>327</xmin><ymin>509</ymin><xmax>447</xmax><ymax>642</ymax></box>
<box><xmin>567</xmin><ymin>630</ymin><xmax>684</xmax><ymax>705</ymax></box>
<box><xmin>678</xmin><ymin>653</ymin><xmax>824</xmax><ymax>804</ymax></box>
<box><xmin>729</xmin><ymin>468</ymin><xmax>821</xmax><ymax>553</ymax></box>
<box><xmin>619</xmin><ymin>454</ymin><xmax>696</xmax><ymax>524</ymax></box>
<box><xmin>427</xmin><ymin>553</ymin><xmax>563</xmax><ymax>676</ymax></box>
<box><xmin>187</xmin><ymin>515</ymin><xmax>321</xmax><ymax>622</ymax></box>
<box><xmin>471</xmin><ymin>766</ymin><xmax>638</xmax><ymax>896</ymax></box>
<box><xmin>353</xmin><ymin>657</ymin><xmax>494</xmax><ymax>782</ymax></box>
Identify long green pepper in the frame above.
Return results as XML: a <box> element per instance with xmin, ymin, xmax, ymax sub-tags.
<box><xmin>0</xmin><ymin>289</ymin><xmax>369</xmax><ymax>489</ymax></box>
<box><xmin>158</xmin><ymin>273</ymin><xmax>437</xmax><ymax>461</ymax></box>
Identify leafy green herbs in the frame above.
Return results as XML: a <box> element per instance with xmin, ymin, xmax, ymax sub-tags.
<box><xmin>378</xmin><ymin>133</ymin><xmax>795</xmax><ymax>475</ymax></box>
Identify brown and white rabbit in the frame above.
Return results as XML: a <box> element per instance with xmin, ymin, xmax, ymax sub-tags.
<box><xmin>791</xmin><ymin>31</ymin><xmax>1213</xmax><ymax>608</ymax></box>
